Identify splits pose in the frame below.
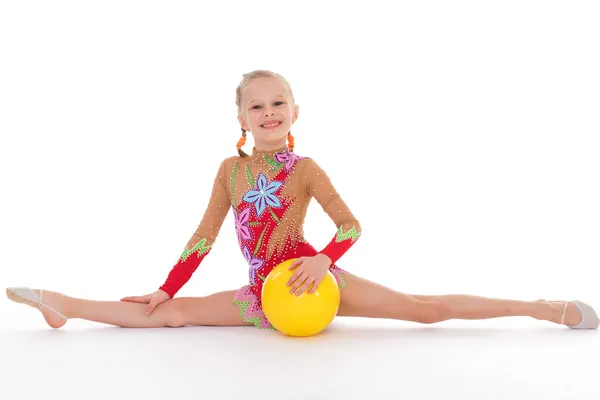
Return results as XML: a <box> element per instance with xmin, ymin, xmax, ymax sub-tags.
<box><xmin>7</xmin><ymin>70</ymin><xmax>599</xmax><ymax>332</ymax></box>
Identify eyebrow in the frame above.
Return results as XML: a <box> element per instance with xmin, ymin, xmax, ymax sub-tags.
<box><xmin>249</xmin><ymin>94</ymin><xmax>286</xmax><ymax>104</ymax></box>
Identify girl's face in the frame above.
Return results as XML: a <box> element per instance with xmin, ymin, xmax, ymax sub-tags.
<box><xmin>238</xmin><ymin>77</ymin><xmax>299</xmax><ymax>150</ymax></box>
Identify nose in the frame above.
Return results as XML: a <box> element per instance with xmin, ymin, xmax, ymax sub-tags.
<box><xmin>263</xmin><ymin>108</ymin><xmax>275</xmax><ymax>117</ymax></box>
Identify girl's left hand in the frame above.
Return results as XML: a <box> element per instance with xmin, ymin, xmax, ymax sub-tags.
<box><xmin>287</xmin><ymin>254</ymin><xmax>332</xmax><ymax>296</ymax></box>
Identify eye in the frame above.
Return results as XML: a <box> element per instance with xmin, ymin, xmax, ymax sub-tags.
<box><xmin>250</xmin><ymin>101</ymin><xmax>285</xmax><ymax>110</ymax></box>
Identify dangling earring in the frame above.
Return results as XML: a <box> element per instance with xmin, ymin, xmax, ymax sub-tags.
<box><xmin>237</xmin><ymin>128</ymin><xmax>248</xmax><ymax>157</ymax></box>
<box><xmin>287</xmin><ymin>131</ymin><xmax>295</xmax><ymax>152</ymax></box>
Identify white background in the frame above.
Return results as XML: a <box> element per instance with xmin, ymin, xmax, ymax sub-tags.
<box><xmin>1</xmin><ymin>1</ymin><xmax>599</xmax><ymax>399</ymax></box>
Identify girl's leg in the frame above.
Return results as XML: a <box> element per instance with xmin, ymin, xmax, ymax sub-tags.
<box><xmin>337</xmin><ymin>273</ymin><xmax>583</xmax><ymax>326</ymax></box>
<box><xmin>7</xmin><ymin>289</ymin><xmax>251</xmax><ymax>329</ymax></box>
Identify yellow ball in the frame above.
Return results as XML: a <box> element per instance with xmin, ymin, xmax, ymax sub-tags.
<box><xmin>261</xmin><ymin>258</ymin><xmax>341</xmax><ymax>337</ymax></box>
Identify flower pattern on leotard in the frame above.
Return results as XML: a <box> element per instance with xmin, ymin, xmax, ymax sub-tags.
<box><xmin>243</xmin><ymin>245</ymin><xmax>265</xmax><ymax>285</ymax></box>
<box><xmin>242</xmin><ymin>173</ymin><xmax>283</xmax><ymax>217</ymax></box>
<box><xmin>275</xmin><ymin>151</ymin><xmax>303</xmax><ymax>172</ymax></box>
<box><xmin>234</xmin><ymin>207</ymin><xmax>252</xmax><ymax>246</ymax></box>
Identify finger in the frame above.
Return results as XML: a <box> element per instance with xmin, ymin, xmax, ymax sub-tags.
<box><xmin>145</xmin><ymin>301</ymin><xmax>157</xmax><ymax>316</ymax></box>
<box><xmin>287</xmin><ymin>268</ymin><xmax>306</xmax><ymax>288</ymax></box>
<box><xmin>121</xmin><ymin>295</ymin><xmax>147</xmax><ymax>303</ymax></box>
<box><xmin>295</xmin><ymin>276</ymin><xmax>315</xmax><ymax>296</ymax></box>
<box><xmin>288</xmin><ymin>258</ymin><xmax>304</xmax><ymax>271</ymax></box>
<box><xmin>287</xmin><ymin>267</ymin><xmax>304</xmax><ymax>287</ymax></box>
<box><xmin>289</xmin><ymin>274</ymin><xmax>308</xmax><ymax>294</ymax></box>
<box><xmin>307</xmin><ymin>277</ymin><xmax>323</xmax><ymax>294</ymax></box>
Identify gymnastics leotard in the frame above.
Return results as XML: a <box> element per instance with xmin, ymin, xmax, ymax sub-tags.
<box><xmin>158</xmin><ymin>145</ymin><xmax>362</xmax><ymax>329</ymax></box>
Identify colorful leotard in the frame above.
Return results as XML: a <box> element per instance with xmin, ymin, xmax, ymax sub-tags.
<box><xmin>158</xmin><ymin>145</ymin><xmax>362</xmax><ymax>329</ymax></box>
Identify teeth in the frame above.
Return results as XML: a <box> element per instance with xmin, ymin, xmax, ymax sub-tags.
<box><xmin>263</xmin><ymin>122</ymin><xmax>280</xmax><ymax>128</ymax></box>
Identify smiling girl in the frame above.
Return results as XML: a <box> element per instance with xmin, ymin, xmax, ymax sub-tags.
<box><xmin>7</xmin><ymin>70</ymin><xmax>599</xmax><ymax>331</ymax></box>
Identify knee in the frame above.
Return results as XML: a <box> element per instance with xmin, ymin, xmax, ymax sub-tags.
<box><xmin>413</xmin><ymin>300</ymin><xmax>449</xmax><ymax>324</ymax></box>
<box><xmin>163</xmin><ymin>299</ymin><xmax>190</xmax><ymax>328</ymax></box>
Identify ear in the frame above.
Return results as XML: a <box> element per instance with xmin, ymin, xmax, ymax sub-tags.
<box><xmin>237</xmin><ymin>114</ymin><xmax>250</xmax><ymax>132</ymax></box>
<box><xmin>292</xmin><ymin>104</ymin><xmax>299</xmax><ymax>124</ymax></box>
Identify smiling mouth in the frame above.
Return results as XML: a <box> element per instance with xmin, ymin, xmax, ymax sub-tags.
<box><xmin>261</xmin><ymin>121</ymin><xmax>282</xmax><ymax>128</ymax></box>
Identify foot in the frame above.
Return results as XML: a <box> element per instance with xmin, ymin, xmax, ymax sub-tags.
<box><xmin>537</xmin><ymin>299</ymin><xmax>599</xmax><ymax>329</ymax></box>
<box><xmin>561</xmin><ymin>301</ymin><xmax>599</xmax><ymax>329</ymax></box>
<box><xmin>6</xmin><ymin>287</ymin><xmax>70</xmax><ymax>329</ymax></box>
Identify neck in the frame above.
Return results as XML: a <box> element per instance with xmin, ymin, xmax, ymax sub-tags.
<box><xmin>250</xmin><ymin>142</ymin><xmax>290</xmax><ymax>164</ymax></box>
<box><xmin>254</xmin><ymin>137</ymin><xmax>287</xmax><ymax>152</ymax></box>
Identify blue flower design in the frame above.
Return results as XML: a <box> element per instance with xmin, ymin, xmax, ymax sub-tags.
<box><xmin>242</xmin><ymin>173</ymin><xmax>283</xmax><ymax>217</ymax></box>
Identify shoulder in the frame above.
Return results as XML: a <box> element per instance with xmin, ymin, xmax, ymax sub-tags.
<box><xmin>294</xmin><ymin>155</ymin><xmax>335</xmax><ymax>186</ymax></box>
<box><xmin>221</xmin><ymin>155</ymin><xmax>240</xmax><ymax>166</ymax></box>
<box><xmin>295</xmin><ymin>154</ymin><xmax>324</xmax><ymax>173</ymax></box>
<box><xmin>218</xmin><ymin>155</ymin><xmax>243</xmax><ymax>171</ymax></box>
<box><xmin>212</xmin><ymin>155</ymin><xmax>242</xmax><ymax>182</ymax></box>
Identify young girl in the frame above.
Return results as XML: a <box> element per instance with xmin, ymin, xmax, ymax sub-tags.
<box><xmin>6</xmin><ymin>70</ymin><xmax>599</xmax><ymax>331</ymax></box>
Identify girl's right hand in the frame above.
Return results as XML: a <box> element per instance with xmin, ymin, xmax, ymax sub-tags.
<box><xmin>120</xmin><ymin>289</ymin><xmax>171</xmax><ymax>316</ymax></box>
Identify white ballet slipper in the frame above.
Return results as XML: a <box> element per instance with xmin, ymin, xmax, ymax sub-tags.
<box><xmin>561</xmin><ymin>300</ymin><xmax>599</xmax><ymax>329</ymax></box>
<box><xmin>6</xmin><ymin>287</ymin><xmax>68</xmax><ymax>320</ymax></box>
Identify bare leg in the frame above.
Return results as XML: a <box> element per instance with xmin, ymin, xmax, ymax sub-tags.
<box><xmin>7</xmin><ymin>289</ymin><xmax>251</xmax><ymax>329</ymax></box>
<box><xmin>408</xmin><ymin>294</ymin><xmax>582</xmax><ymax>326</ymax></box>
<box><xmin>337</xmin><ymin>273</ymin><xmax>582</xmax><ymax>326</ymax></box>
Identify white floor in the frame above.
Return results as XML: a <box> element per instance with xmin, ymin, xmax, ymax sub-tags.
<box><xmin>1</xmin><ymin>315</ymin><xmax>598</xmax><ymax>400</ymax></box>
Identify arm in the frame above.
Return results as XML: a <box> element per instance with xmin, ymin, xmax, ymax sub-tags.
<box><xmin>304</xmin><ymin>158</ymin><xmax>362</xmax><ymax>265</ymax></box>
<box><xmin>159</xmin><ymin>159</ymin><xmax>232</xmax><ymax>298</ymax></box>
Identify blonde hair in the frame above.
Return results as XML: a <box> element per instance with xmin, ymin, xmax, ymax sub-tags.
<box><xmin>235</xmin><ymin>70</ymin><xmax>296</xmax><ymax>157</ymax></box>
